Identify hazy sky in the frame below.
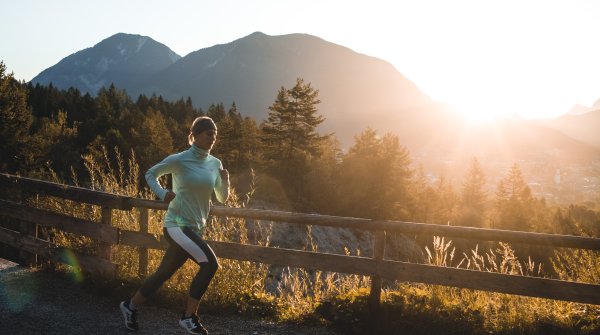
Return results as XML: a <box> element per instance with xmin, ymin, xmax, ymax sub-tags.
<box><xmin>2</xmin><ymin>0</ymin><xmax>599</xmax><ymax>120</ymax></box>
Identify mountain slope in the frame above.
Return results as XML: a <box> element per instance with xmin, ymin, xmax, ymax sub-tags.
<box><xmin>139</xmin><ymin>32</ymin><xmax>434</xmax><ymax>144</ymax></box>
<box><xmin>31</xmin><ymin>33</ymin><xmax>181</xmax><ymax>95</ymax></box>
<box><xmin>537</xmin><ymin>110</ymin><xmax>600</xmax><ymax>149</ymax></box>
<box><xmin>32</xmin><ymin>32</ymin><xmax>436</xmax><ymax>145</ymax></box>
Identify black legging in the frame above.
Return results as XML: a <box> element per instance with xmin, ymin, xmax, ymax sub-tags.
<box><xmin>139</xmin><ymin>227</ymin><xmax>219</xmax><ymax>300</ymax></box>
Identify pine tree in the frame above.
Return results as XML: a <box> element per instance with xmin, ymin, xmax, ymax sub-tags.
<box><xmin>131</xmin><ymin>107</ymin><xmax>174</xmax><ymax>171</ymax></box>
<box><xmin>409</xmin><ymin>165</ymin><xmax>433</xmax><ymax>223</ymax></box>
<box><xmin>335</xmin><ymin>128</ymin><xmax>412</xmax><ymax>220</ymax></box>
<box><xmin>29</xmin><ymin>110</ymin><xmax>79</xmax><ymax>176</ymax></box>
<box><xmin>207</xmin><ymin>103</ymin><xmax>226</xmax><ymax>123</ymax></box>
<box><xmin>260</xmin><ymin>78</ymin><xmax>327</xmax><ymax>205</ymax></box>
<box><xmin>431</xmin><ymin>175</ymin><xmax>459</xmax><ymax>225</ymax></box>
<box><xmin>494</xmin><ymin>163</ymin><xmax>534</xmax><ymax>231</ymax></box>
<box><xmin>262</xmin><ymin>78</ymin><xmax>326</xmax><ymax>162</ymax></box>
<box><xmin>460</xmin><ymin>157</ymin><xmax>487</xmax><ymax>227</ymax></box>
<box><xmin>0</xmin><ymin>61</ymin><xmax>33</xmax><ymax>172</ymax></box>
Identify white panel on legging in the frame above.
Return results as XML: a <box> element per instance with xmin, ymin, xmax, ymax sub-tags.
<box><xmin>166</xmin><ymin>227</ymin><xmax>209</xmax><ymax>263</ymax></box>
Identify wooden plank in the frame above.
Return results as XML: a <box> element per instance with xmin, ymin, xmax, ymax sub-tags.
<box><xmin>98</xmin><ymin>207</ymin><xmax>113</xmax><ymax>263</ymax></box>
<box><xmin>138</xmin><ymin>208</ymin><xmax>149</xmax><ymax>278</ymax></box>
<box><xmin>208</xmin><ymin>206</ymin><xmax>600</xmax><ymax>250</ymax></box>
<box><xmin>0</xmin><ymin>199</ymin><xmax>118</xmax><ymax>243</ymax></box>
<box><xmin>0</xmin><ymin>173</ymin><xmax>132</xmax><ymax>210</ymax></box>
<box><xmin>129</xmin><ymin>198</ymin><xmax>167</xmax><ymax>210</ymax></box>
<box><xmin>119</xmin><ymin>230</ymin><xmax>166</xmax><ymax>249</ymax></box>
<box><xmin>118</xmin><ymin>231</ymin><xmax>371</xmax><ymax>276</ymax></box>
<box><xmin>19</xmin><ymin>220</ymin><xmax>38</xmax><ymax>266</ymax></box>
<box><xmin>209</xmin><ymin>241</ymin><xmax>376</xmax><ymax>275</ymax></box>
<box><xmin>368</xmin><ymin>221</ymin><xmax>600</xmax><ymax>251</ymax></box>
<box><xmin>0</xmin><ymin>226</ymin><xmax>116</xmax><ymax>277</ymax></box>
<box><xmin>377</xmin><ymin>259</ymin><xmax>600</xmax><ymax>305</ymax></box>
<box><xmin>369</xmin><ymin>230</ymin><xmax>385</xmax><ymax>309</ymax></box>
<box><xmin>53</xmin><ymin>247</ymin><xmax>117</xmax><ymax>278</ymax></box>
<box><xmin>0</xmin><ymin>225</ymin><xmax>22</xmax><ymax>247</ymax></box>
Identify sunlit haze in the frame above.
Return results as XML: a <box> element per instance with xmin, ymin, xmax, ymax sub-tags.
<box><xmin>2</xmin><ymin>0</ymin><xmax>599</xmax><ymax>120</ymax></box>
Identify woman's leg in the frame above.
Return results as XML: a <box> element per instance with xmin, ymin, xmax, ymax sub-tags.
<box><xmin>120</xmin><ymin>228</ymin><xmax>189</xmax><ymax>331</ymax></box>
<box><xmin>136</xmin><ymin>229</ymin><xmax>189</xmax><ymax>303</ymax></box>
<box><xmin>185</xmin><ymin>244</ymin><xmax>218</xmax><ymax>316</ymax></box>
<box><xmin>165</xmin><ymin>227</ymin><xmax>219</xmax><ymax>316</ymax></box>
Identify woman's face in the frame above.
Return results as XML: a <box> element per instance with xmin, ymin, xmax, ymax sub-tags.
<box><xmin>193</xmin><ymin>129</ymin><xmax>217</xmax><ymax>151</ymax></box>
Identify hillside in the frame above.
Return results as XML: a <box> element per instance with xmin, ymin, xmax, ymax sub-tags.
<box><xmin>141</xmin><ymin>32</ymin><xmax>435</xmax><ymax>144</ymax></box>
<box><xmin>537</xmin><ymin>110</ymin><xmax>600</xmax><ymax>149</ymax></box>
<box><xmin>31</xmin><ymin>33</ymin><xmax>181</xmax><ymax>99</ymax></box>
<box><xmin>30</xmin><ymin>32</ymin><xmax>437</xmax><ymax>146</ymax></box>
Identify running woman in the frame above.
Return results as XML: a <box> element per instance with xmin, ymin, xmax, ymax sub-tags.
<box><xmin>120</xmin><ymin>116</ymin><xmax>229</xmax><ymax>334</ymax></box>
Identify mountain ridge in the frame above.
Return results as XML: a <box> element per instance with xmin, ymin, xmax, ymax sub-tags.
<box><xmin>32</xmin><ymin>33</ymin><xmax>181</xmax><ymax>97</ymax></box>
<box><xmin>32</xmin><ymin>31</ymin><xmax>434</xmax><ymax>145</ymax></box>
<box><xmin>537</xmin><ymin>109</ymin><xmax>600</xmax><ymax>149</ymax></box>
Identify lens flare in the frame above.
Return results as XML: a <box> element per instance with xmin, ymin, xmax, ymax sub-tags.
<box><xmin>59</xmin><ymin>249</ymin><xmax>85</xmax><ymax>283</ymax></box>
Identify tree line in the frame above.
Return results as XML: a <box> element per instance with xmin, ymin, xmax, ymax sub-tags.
<box><xmin>1</xmin><ymin>61</ymin><xmax>598</xmax><ymax>247</ymax></box>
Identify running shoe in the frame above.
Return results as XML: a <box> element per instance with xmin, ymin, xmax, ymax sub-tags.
<box><xmin>178</xmin><ymin>313</ymin><xmax>208</xmax><ymax>334</ymax></box>
<box><xmin>119</xmin><ymin>300</ymin><xmax>139</xmax><ymax>331</ymax></box>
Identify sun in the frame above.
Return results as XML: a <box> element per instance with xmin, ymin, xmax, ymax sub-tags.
<box><xmin>447</xmin><ymin>100</ymin><xmax>508</xmax><ymax>126</ymax></box>
<box><xmin>437</xmin><ymin>79</ymin><xmax>527</xmax><ymax>126</ymax></box>
<box><xmin>461</xmin><ymin>109</ymin><xmax>501</xmax><ymax>125</ymax></box>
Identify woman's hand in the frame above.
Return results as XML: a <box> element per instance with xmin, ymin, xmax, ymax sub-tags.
<box><xmin>163</xmin><ymin>191</ymin><xmax>176</xmax><ymax>203</ymax></box>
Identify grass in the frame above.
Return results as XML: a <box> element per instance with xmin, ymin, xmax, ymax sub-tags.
<box><xmin>22</xmin><ymin>147</ymin><xmax>600</xmax><ymax>334</ymax></box>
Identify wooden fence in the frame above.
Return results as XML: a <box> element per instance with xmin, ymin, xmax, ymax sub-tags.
<box><xmin>0</xmin><ymin>173</ymin><xmax>599</xmax><ymax>308</ymax></box>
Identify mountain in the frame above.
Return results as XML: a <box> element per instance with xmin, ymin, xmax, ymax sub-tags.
<box><xmin>31</xmin><ymin>32</ymin><xmax>437</xmax><ymax>146</ymax></box>
<box><xmin>31</xmin><ymin>33</ymin><xmax>181</xmax><ymax>96</ymax></box>
<box><xmin>139</xmin><ymin>32</ymin><xmax>436</xmax><ymax>145</ymax></box>
<box><xmin>567</xmin><ymin>104</ymin><xmax>592</xmax><ymax>115</ymax></box>
<box><xmin>537</xmin><ymin>109</ymin><xmax>600</xmax><ymax>149</ymax></box>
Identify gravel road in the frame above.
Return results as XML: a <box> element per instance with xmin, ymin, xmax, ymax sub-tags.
<box><xmin>0</xmin><ymin>258</ymin><xmax>338</xmax><ymax>335</ymax></box>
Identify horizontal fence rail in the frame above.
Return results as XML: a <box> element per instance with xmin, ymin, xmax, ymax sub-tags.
<box><xmin>0</xmin><ymin>173</ymin><xmax>132</xmax><ymax>210</ymax></box>
<box><xmin>1</xmin><ymin>173</ymin><xmax>599</xmax><ymax>307</ymax></box>
<box><xmin>0</xmin><ymin>225</ymin><xmax>116</xmax><ymax>277</ymax></box>
<box><xmin>131</xmin><ymin>198</ymin><xmax>600</xmax><ymax>251</ymax></box>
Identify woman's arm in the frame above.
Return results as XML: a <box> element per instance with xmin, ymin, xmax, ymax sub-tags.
<box><xmin>145</xmin><ymin>154</ymin><xmax>178</xmax><ymax>201</ymax></box>
<box><xmin>214</xmin><ymin>166</ymin><xmax>230</xmax><ymax>204</ymax></box>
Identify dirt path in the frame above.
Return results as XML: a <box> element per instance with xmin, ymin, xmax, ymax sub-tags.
<box><xmin>0</xmin><ymin>258</ymin><xmax>338</xmax><ymax>335</ymax></box>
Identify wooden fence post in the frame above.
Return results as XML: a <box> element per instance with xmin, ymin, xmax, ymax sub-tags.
<box><xmin>19</xmin><ymin>221</ymin><xmax>38</xmax><ymax>266</ymax></box>
<box><xmin>138</xmin><ymin>208</ymin><xmax>149</xmax><ymax>278</ymax></box>
<box><xmin>369</xmin><ymin>230</ymin><xmax>386</xmax><ymax>308</ymax></box>
<box><xmin>99</xmin><ymin>206</ymin><xmax>113</xmax><ymax>277</ymax></box>
<box><xmin>368</xmin><ymin>230</ymin><xmax>386</xmax><ymax>334</ymax></box>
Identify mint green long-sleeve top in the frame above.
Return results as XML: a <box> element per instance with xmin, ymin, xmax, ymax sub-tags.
<box><xmin>145</xmin><ymin>144</ymin><xmax>230</xmax><ymax>232</ymax></box>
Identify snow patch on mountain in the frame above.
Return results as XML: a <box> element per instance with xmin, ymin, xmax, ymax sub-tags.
<box><xmin>206</xmin><ymin>52</ymin><xmax>226</xmax><ymax>68</ymax></box>
<box><xmin>137</xmin><ymin>37</ymin><xmax>148</xmax><ymax>53</ymax></box>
